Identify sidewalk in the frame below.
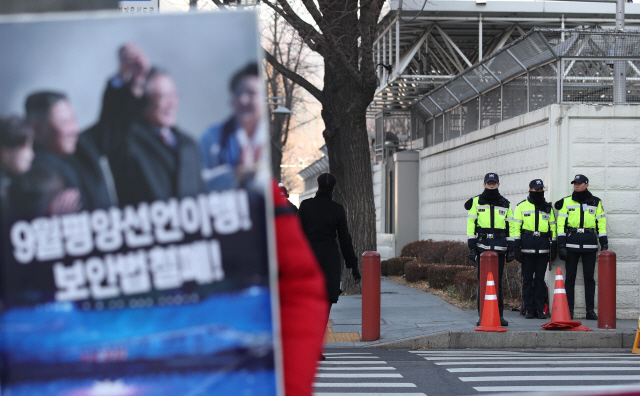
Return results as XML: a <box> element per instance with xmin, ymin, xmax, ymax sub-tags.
<box><xmin>327</xmin><ymin>277</ymin><xmax>639</xmax><ymax>349</ymax></box>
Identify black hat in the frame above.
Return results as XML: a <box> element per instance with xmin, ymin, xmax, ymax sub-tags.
<box><xmin>571</xmin><ymin>174</ymin><xmax>589</xmax><ymax>184</ymax></box>
<box><xmin>529</xmin><ymin>179</ymin><xmax>545</xmax><ymax>189</ymax></box>
<box><xmin>484</xmin><ymin>173</ymin><xmax>499</xmax><ymax>183</ymax></box>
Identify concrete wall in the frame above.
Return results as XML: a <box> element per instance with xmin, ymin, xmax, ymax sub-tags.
<box><xmin>373</xmin><ymin>163</ymin><xmax>395</xmax><ymax>260</ymax></box>
<box><xmin>373</xmin><ymin>163</ymin><xmax>383</xmax><ymax>234</ymax></box>
<box><xmin>419</xmin><ymin>106</ymin><xmax>552</xmax><ymax>242</ymax></box>
<box><xmin>554</xmin><ymin>105</ymin><xmax>640</xmax><ymax>318</ymax></box>
<box><xmin>393</xmin><ymin>150</ymin><xmax>420</xmax><ymax>257</ymax></box>
<box><xmin>413</xmin><ymin>104</ymin><xmax>640</xmax><ymax>318</ymax></box>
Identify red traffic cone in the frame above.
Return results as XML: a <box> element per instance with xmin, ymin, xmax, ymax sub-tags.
<box><xmin>542</xmin><ymin>268</ymin><xmax>591</xmax><ymax>331</ymax></box>
<box><xmin>475</xmin><ymin>272</ymin><xmax>506</xmax><ymax>332</ymax></box>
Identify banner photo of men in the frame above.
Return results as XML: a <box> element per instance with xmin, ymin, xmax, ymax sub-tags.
<box><xmin>0</xmin><ymin>11</ymin><xmax>278</xmax><ymax>396</ymax></box>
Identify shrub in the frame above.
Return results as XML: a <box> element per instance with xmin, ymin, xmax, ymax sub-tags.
<box><xmin>502</xmin><ymin>260</ymin><xmax>523</xmax><ymax>301</ymax></box>
<box><xmin>425</xmin><ymin>264</ymin><xmax>469</xmax><ymax>289</ymax></box>
<box><xmin>401</xmin><ymin>240</ymin><xmax>471</xmax><ymax>266</ymax></box>
<box><xmin>454</xmin><ymin>269</ymin><xmax>477</xmax><ymax>301</ymax></box>
<box><xmin>381</xmin><ymin>257</ymin><xmax>415</xmax><ymax>276</ymax></box>
<box><xmin>400</xmin><ymin>240</ymin><xmax>433</xmax><ymax>259</ymax></box>
<box><xmin>443</xmin><ymin>242</ymin><xmax>473</xmax><ymax>267</ymax></box>
<box><xmin>404</xmin><ymin>262</ymin><xmax>430</xmax><ymax>283</ymax></box>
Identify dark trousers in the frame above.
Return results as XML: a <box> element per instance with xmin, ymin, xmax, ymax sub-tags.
<box><xmin>476</xmin><ymin>253</ymin><xmax>505</xmax><ymax>317</ymax></box>
<box><xmin>565</xmin><ymin>250</ymin><xmax>597</xmax><ymax>312</ymax></box>
<box><xmin>522</xmin><ymin>254</ymin><xmax>547</xmax><ymax>312</ymax></box>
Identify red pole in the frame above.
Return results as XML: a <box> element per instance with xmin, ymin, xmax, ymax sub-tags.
<box><xmin>598</xmin><ymin>250</ymin><xmax>616</xmax><ymax>329</ymax></box>
<box><xmin>479</xmin><ymin>251</ymin><xmax>499</xmax><ymax>318</ymax></box>
<box><xmin>361</xmin><ymin>251</ymin><xmax>381</xmax><ymax>341</ymax></box>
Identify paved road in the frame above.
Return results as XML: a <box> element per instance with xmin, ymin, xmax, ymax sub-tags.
<box><xmin>315</xmin><ymin>349</ymin><xmax>640</xmax><ymax>395</ymax></box>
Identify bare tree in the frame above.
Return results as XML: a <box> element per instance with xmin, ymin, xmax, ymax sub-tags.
<box><xmin>263</xmin><ymin>10</ymin><xmax>317</xmax><ymax>182</ymax></box>
<box><xmin>260</xmin><ymin>0</ymin><xmax>385</xmax><ymax>294</ymax></box>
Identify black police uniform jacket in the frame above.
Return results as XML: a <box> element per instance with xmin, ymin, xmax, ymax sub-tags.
<box><xmin>298</xmin><ymin>190</ymin><xmax>358</xmax><ymax>303</ymax></box>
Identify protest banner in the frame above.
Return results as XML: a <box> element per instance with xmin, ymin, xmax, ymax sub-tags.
<box><xmin>0</xmin><ymin>11</ymin><xmax>279</xmax><ymax>396</ymax></box>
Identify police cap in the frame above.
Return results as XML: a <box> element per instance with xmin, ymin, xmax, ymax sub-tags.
<box><xmin>571</xmin><ymin>174</ymin><xmax>589</xmax><ymax>184</ymax></box>
<box><xmin>529</xmin><ymin>179</ymin><xmax>545</xmax><ymax>189</ymax></box>
<box><xmin>484</xmin><ymin>173</ymin><xmax>499</xmax><ymax>183</ymax></box>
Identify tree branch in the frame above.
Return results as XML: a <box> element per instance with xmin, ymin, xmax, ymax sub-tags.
<box><xmin>262</xmin><ymin>0</ymin><xmax>326</xmax><ymax>56</ymax></box>
<box><xmin>264</xmin><ymin>49</ymin><xmax>324</xmax><ymax>103</ymax></box>
<box><xmin>358</xmin><ymin>0</ymin><xmax>384</xmax><ymax>87</ymax></box>
<box><xmin>208</xmin><ymin>0</ymin><xmax>228</xmax><ymax>11</ymax></box>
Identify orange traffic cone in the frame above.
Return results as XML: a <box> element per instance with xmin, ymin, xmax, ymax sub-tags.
<box><xmin>542</xmin><ymin>268</ymin><xmax>591</xmax><ymax>331</ymax></box>
<box><xmin>475</xmin><ymin>272</ymin><xmax>506</xmax><ymax>332</ymax></box>
<box><xmin>631</xmin><ymin>317</ymin><xmax>640</xmax><ymax>354</ymax></box>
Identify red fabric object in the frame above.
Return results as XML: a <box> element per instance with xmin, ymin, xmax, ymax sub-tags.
<box><xmin>273</xmin><ymin>181</ymin><xmax>328</xmax><ymax>396</ymax></box>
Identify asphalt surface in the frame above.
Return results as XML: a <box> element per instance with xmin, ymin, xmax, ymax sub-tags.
<box><xmin>315</xmin><ymin>348</ymin><xmax>640</xmax><ymax>396</ymax></box>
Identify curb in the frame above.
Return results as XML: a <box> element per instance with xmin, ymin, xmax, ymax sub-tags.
<box><xmin>363</xmin><ymin>330</ymin><xmax>638</xmax><ymax>350</ymax></box>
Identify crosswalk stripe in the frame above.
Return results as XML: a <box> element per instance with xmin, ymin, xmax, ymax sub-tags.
<box><xmin>460</xmin><ymin>375</ymin><xmax>640</xmax><ymax>382</ymax></box>
<box><xmin>435</xmin><ymin>360</ymin><xmax>640</xmax><ymax>365</ymax></box>
<box><xmin>474</xmin><ymin>385</ymin><xmax>640</xmax><ymax>392</ymax></box>
<box><xmin>409</xmin><ymin>350</ymin><xmax>521</xmax><ymax>354</ymax></box>
<box><xmin>320</xmin><ymin>361</ymin><xmax>387</xmax><ymax>365</ymax></box>
<box><xmin>319</xmin><ymin>367</ymin><xmax>396</xmax><ymax>371</ymax></box>
<box><xmin>415</xmin><ymin>352</ymin><xmax>633</xmax><ymax>357</ymax></box>
<box><xmin>423</xmin><ymin>356</ymin><xmax>640</xmax><ymax>360</ymax></box>
<box><xmin>317</xmin><ymin>374</ymin><xmax>403</xmax><ymax>378</ymax></box>
<box><xmin>314</xmin><ymin>383</ymin><xmax>417</xmax><ymax>388</ymax></box>
<box><xmin>314</xmin><ymin>393</ymin><xmax>427</xmax><ymax>396</ymax></box>
<box><xmin>448</xmin><ymin>366</ymin><xmax>640</xmax><ymax>373</ymax></box>
<box><xmin>326</xmin><ymin>356</ymin><xmax>381</xmax><ymax>359</ymax></box>
<box><xmin>324</xmin><ymin>353</ymin><xmax>373</xmax><ymax>356</ymax></box>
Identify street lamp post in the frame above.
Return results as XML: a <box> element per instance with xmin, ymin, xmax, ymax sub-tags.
<box><xmin>267</xmin><ymin>96</ymin><xmax>293</xmax><ymax>115</ymax></box>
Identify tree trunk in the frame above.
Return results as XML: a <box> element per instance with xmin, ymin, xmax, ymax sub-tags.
<box><xmin>322</xmin><ymin>79</ymin><xmax>376</xmax><ymax>295</ymax></box>
<box><xmin>270</xmin><ymin>139</ymin><xmax>283</xmax><ymax>182</ymax></box>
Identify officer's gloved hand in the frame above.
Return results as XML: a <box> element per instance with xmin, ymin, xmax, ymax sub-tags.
<box><xmin>599</xmin><ymin>236</ymin><xmax>608</xmax><ymax>252</ymax></box>
<box><xmin>558</xmin><ymin>245</ymin><xmax>567</xmax><ymax>261</ymax></box>
<box><xmin>351</xmin><ymin>267</ymin><xmax>361</xmax><ymax>284</ymax></box>
<box><xmin>468</xmin><ymin>248</ymin><xmax>477</xmax><ymax>262</ymax></box>
<box><xmin>506</xmin><ymin>250</ymin><xmax>515</xmax><ymax>263</ymax></box>
<box><xmin>514</xmin><ymin>247</ymin><xmax>522</xmax><ymax>263</ymax></box>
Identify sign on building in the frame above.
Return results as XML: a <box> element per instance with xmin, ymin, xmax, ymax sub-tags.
<box><xmin>119</xmin><ymin>0</ymin><xmax>159</xmax><ymax>14</ymax></box>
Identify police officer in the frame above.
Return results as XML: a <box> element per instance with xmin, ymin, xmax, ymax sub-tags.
<box><xmin>556</xmin><ymin>174</ymin><xmax>607</xmax><ymax>320</ymax></box>
<box><xmin>467</xmin><ymin>173</ymin><xmax>515</xmax><ymax>326</ymax></box>
<box><xmin>512</xmin><ymin>179</ymin><xmax>557</xmax><ymax>319</ymax></box>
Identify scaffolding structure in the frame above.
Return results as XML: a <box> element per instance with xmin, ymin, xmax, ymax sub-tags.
<box><xmin>408</xmin><ymin>29</ymin><xmax>640</xmax><ymax>148</ymax></box>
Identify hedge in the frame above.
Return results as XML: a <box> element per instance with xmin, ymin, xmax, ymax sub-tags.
<box><xmin>396</xmin><ymin>239</ymin><xmax>524</xmax><ymax>303</ymax></box>
<box><xmin>404</xmin><ymin>262</ymin><xmax>429</xmax><ymax>283</ymax></box>
<box><xmin>453</xmin><ymin>269</ymin><xmax>477</xmax><ymax>301</ymax></box>
<box><xmin>425</xmin><ymin>265</ymin><xmax>469</xmax><ymax>289</ymax></box>
<box><xmin>381</xmin><ymin>257</ymin><xmax>415</xmax><ymax>276</ymax></box>
<box><xmin>400</xmin><ymin>240</ymin><xmax>473</xmax><ymax>267</ymax></box>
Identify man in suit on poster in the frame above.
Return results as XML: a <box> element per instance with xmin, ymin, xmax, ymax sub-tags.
<box><xmin>108</xmin><ymin>69</ymin><xmax>204</xmax><ymax>206</ymax></box>
<box><xmin>199</xmin><ymin>63</ymin><xmax>266</xmax><ymax>191</ymax></box>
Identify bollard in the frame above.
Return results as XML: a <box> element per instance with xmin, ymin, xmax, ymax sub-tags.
<box><xmin>479</xmin><ymin>251</ymin><xmax>499</xmax><ymax>318</ymax></box>
<box><xmin>361</xmin><ymin>251</ymin><xmax>381</xmax><ymax>341</ymax></box>
<box><xmin>598</xmin><ymin>250</ymin><xmax>616</xmax><ymax>329</ymax></box>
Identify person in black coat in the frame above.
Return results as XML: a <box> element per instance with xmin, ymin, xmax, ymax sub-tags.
<box><xmin>298</xmin><ymin>173</ymin><xmax>360</xmax><ymax>306</ymax></box>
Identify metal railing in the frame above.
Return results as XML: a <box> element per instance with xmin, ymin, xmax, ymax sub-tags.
<box><xmin>411</xmin><ymin>28</ymin><xmax>640</xmax><ymax>148</ymax></box>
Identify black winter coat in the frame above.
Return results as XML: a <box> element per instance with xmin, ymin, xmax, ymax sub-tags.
<box><xmin>298</xmin><ymin>190</ymin><xmax>358</xmax><ymax>303</ymax></box>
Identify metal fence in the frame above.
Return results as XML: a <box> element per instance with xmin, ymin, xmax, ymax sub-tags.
<box><xmin>410</xmin><ymin>29</ymin><xmax>640</xmax><ymax>147</ymax></box>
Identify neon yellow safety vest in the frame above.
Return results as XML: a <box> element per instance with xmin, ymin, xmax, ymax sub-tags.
<box><xmin>557</xmin><ymin>195</ymin><xmax>606</xmax><ymax>252</ymax></box>
<box><xmin>467</xmin><ymin>196</ymin><xmax>514</xmax><ymax>252</ymax></box>
<box><xmin>511</xmin><ymin>199</ymin><xmax>557</xmax><ymax>254</ymax></box>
